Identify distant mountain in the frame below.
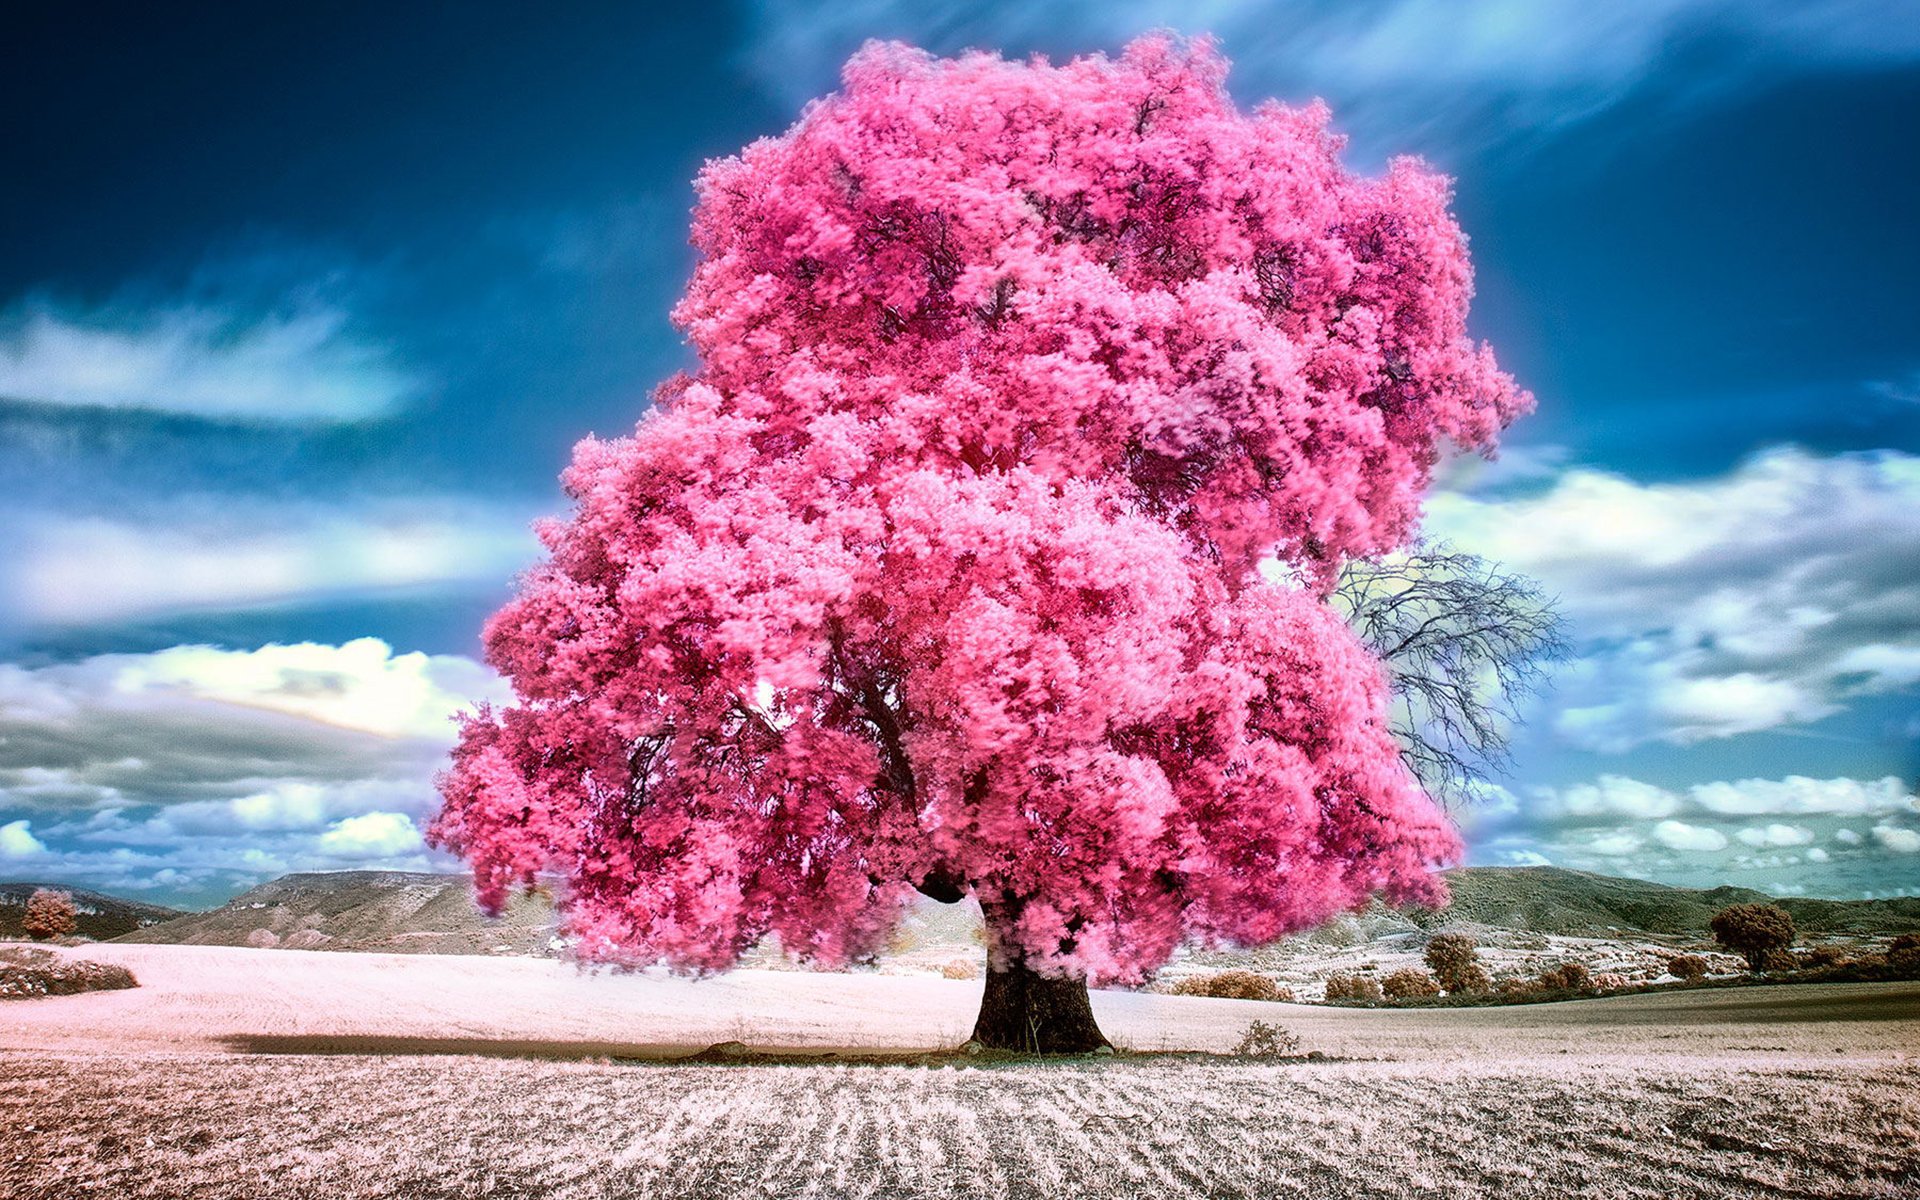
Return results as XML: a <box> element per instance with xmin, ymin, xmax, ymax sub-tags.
<box><xmin>0</xmin><ymin>883</ymin><xmax>185</xmax><ymax>941</ymax></box>
<box><xmin>110</xmin><ymin>871</ymin><xmax>557</xmax><ymax>955</ymax></box>
<box><xmin>104</xmin><ymin>864</ymin><xmax>1920</xmax><ymax>957</ymax></box>
<box><xmin>1418</xmin><ymin>867</ymin><xmax>1920</xmax><ymax>937</ymax></box>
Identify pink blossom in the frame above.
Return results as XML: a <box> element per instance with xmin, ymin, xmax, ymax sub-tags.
<box><xmin>432</xmin><ymin>36</ymin><xmax>1529</xmax><ymax>986</ymax></box>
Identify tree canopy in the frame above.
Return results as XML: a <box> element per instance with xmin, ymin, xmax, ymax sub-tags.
<box><xmin>431</xmin><ymin>36</ymin><xmax>1530</xmax><ymax>994</ymax></box>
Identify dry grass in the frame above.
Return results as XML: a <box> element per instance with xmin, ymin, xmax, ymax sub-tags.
<box><xmin>0</xmin><ymin>945</ymin><xmax>138</xmax><ymax>998</ymax></box>
<box><xmin>3</xmin><ymin>945</ymin><xmax>1917</xmax><ymax>1198</ymax></box>
<box><xmin>3</xmin><ymin>1053</ymin><xmax>1915</xmax><ymax>1199</ymax></box>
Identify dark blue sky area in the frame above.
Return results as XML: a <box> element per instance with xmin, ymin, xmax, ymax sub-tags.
<box><xmin>2</xmin><ymin>2</ymin><xmax>1915</xmax><ymax>904</ymax></box>
<box><xmin>5</xmin><ymin>3</ymin><xmax>1914</xmax><ymax>518</ymax></box>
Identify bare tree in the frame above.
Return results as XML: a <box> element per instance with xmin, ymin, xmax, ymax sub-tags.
<box><xmin>1335</xmin><ymin>545</ymin><xmax>1566</xmax><ymax>806</ymax></box>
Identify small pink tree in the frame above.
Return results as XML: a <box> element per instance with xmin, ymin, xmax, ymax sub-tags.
<box><xmin>432</xmin><ymin>36</ymin><xmax>1528</xmax><ymax>1052</ymax></box>
<box><xmin>22</xmin><ymin>888</ymin><xmax>77</xmax><ymax>941</ymax></box>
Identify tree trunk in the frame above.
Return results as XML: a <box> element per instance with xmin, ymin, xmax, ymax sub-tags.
<box><xmin>968</xmin><ymin>904</ymin><xmax>1111</xmax><ymax>1054</ymax></box>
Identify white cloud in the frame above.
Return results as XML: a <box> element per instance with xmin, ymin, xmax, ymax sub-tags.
<box><xmin>1523</xmin><ymin>774</ymin><xmax>1917</xmax><ymax>826</ymax></box>
<box><xmin>1734</xmin><ymin>823</ymin><xmax>1815</xmax><ymax>849</ymax></box>
<box><xmin>317</xmin><ymin>811</ymin><xmax>425</xmax><ymax>857</ymax></box>
<box><xmin>1468</xmin><ymin>773</ymin><xmax>1920</xmax><ymax>897</ymax></box>
<box><xmin>229</xmin><ymin>785</ymin><xmax>331</xmax><ymax>832</ymax></box>
<box><xmin>1587</xmin><ymin>831</ymin><xmax>1642</xmax><ymax>856</ymax></box>
<box><xmin>0</xmin><ymin>819</ymin><xmax>47</xmax><ymax>857</ymax></box>
<box><xmin>0</xmin><ymin>640</ymin><xmax>505</xmax><ymax>895</ymax></box>
<box><xmin>109</xmin><ymin>638</ymin><xmax>503</xmax><ymax>741</ymax></box>
<box><xmin>1832</xmin><ymin>644</ymin><xmax>1920</xmax><ymax>690</ymax></box>
<box><xmin>1690</xmin><ymin>775</ymin><xmax>1916</xmax><ymax>818</ymax></box>
<box><xmin>0</xmin><ymin>300</ymin><xmax>413</xmax><ymax>422</ymax></box>
<box><xmin>1427</xmin><ymin>448</ymin><xmax>1920</xmax><ymax>751</ymax></box>
<box><xmin>1495</xmin><ymin>848</ymin><xmax>1551</xmax><ymax>867</ymax></box>
<box><xmin>0</xmin><ymin>638</ymin><xmax>505</xmax><ymax>747</ymax></box>
<box><xmin>1545</xmin><ymin>774</ymin><xmax>1680</xmax><ymax>820</ymax></box>
<box><xmin>1873</xmin><ymin>824</ymin><xmax>1920</xmax><ymax>854</ymax></box>
<box><xmin>1652</xmin><ymin>819</ymin><xmax>1727</xmax><ymax>853</ymax></box>
<box><xmin>742</xmin><ymin>0</ymin><xmax>1920</xmax><ymax>157</ymax></box>
<box><xmin>0</xmin><ymin>502</ymin><xmax>538</xmax><ymax>630</ymax></box>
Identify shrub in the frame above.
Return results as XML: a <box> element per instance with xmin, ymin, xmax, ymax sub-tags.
<box><xmin>21</xmin><ymin>889</ymin><xmax>77</xmax><ymax>941</ymax></box>
<box><xmin>1322</xmin><ymin>972</ymin><xmax>1383</xmax><ymax>1002</ymax></box>
<box><xmin>1380</xmin><ymin>968</ymin><xmax>1441</xmax><ymax>999</ymax></box>
<box><xmin>1494</xmin><ymin>974</ymin><xmax>1540</xmax><ymax>998</ymax></box>
<box><xmin>1887</xmin><ymin>934</ymin><xmax>1920</xmax><ymax>972</ymax></box>
<box><xmin>1592</xmin><ymin>972</ymin><xmax>1628</xmax><ymax>992</ymax></box>
<box><xmin>1710</xmin><ymin>903</ymin><xmax>1796</xmax><ymax>972</ymax></box>
<box><xmin>1537</xmin><ymin>962</ymin><xmax>1593</xmax><ymax>992</ymax></box>
<box><xmin>1233</xmin><ymin>1019</ymin><xmax>1301</xmax><ymax>1058</ymax></box>
<box><xmin>941</xmin><ymin>958</ymin><xmax>979</xmax><ymax>980</ymax></box>
<box><xmin>1449</xmin><ymin>963</ymin><xmax>1492</xmax><ymax>995</ymax></box>
<box><xmin>1799</xmin><ymin>946</ymin><xmax>1848</xmax><ymax>970</ymax></box>
<box><xmin>1172</xmin><ymin>969</ymin><xmax>1292</xmax><ymax>1001</ymax></box>
<box><xmin>0</xmin><ymin>946</ymin><xmax>138</xmax><ymax>998</ymax></box>
<box><xmin>1423</xmin><ymin>933</ymin><xmax>1490</xmax><ymax>994</ymax></box>
<box><xmin>1667</xmin><ymin>954</ymin><xmax>1709</xmax><ymax>982</ymax></box>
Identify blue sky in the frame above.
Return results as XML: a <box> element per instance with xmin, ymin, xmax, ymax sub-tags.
<box><xmin>1</xmin><ymin>1</ymin><xmax>1915</xmax><ymax>908</ymax></box>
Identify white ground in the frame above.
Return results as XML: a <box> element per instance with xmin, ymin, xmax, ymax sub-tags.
<box><xmin>3</xmin><ymin>945</ymin><xmax>1917</xmax><ymax>1199</ymax></box>
<box><xmin>6</xmin><ymin>942</ymin><xmax>1914</xmax><ymax>1062</ymax></box>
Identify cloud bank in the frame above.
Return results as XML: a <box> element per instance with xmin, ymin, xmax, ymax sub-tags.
<box><xmin>0</xmin><ymin>639</ymin><xmax>507</xmax><ymax>903</ymax></box>
<box><xmin>1427</xmin><ymin>447</ymin><xmax>1920</xmax><ymax>751</ymax></box>
<box><xmin>0</xmin><ymin>299</ymin><xmax>414</xmax><ymax>423</ymax></box>
<box><xmin>1468</xmin><ymin>773</ymin><xmax>1920</xmax><ymax>897</ymax></box>
<box><xmin>0</xmin><ymin>501</ymin><xmax>540</xmax><ymax>631</ymax></box>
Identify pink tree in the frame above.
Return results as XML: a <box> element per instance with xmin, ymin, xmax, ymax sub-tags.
<box><xmin>432</xmin><ymin>36</ymin><xmax>1529</xmax><ymax>1052</ymax></box>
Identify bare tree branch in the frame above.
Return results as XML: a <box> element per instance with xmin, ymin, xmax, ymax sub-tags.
<box><xmin>1334</xmin><ymin>544</ymin><xmax>1567</xmax><ymax>807</ymax></box>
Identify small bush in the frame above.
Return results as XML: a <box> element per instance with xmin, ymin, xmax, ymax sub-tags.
<box><xmin>941</xmin><ymin>958</ymin><xmax>978</xmax><ymax>980</ymax></box>
<box><xmin>1592</xmin><ymin>972</ymin><xmax>1628</xmax><ymax>992</ymax></box>
<box><xmin>1423</xmin><ymin>933</ymin><xmax>1489</xmax><ymax>994</ymax></box>
<box><xmin>1537</xmin><ymin>961</ymin><xmax>1593</xmax><ymax>992</ymax></box>
<box><xmin>1494</xmin><ymin>974</ymin><xmax>1540</xmax><ymax>998</ymax></box>
<box><xmin>1322</xmin><ymin>972</ymin><xmax>1383</xmax><ymax>1002</ymax></box>
<box><xmin>1887</xmin><ymin>934</ymin><xmax>1920</xmax><ymax>972</ymax></box>
<box><xmin>1233</xmin><ymin>1019</ymin><xmax>1301</xmax><ymax>1058</ymax></box>
<box><xmin>1711</xmin><ymin>903</ymin><xmax>1796</xmax><ymax>972</ymax></box>
<box><xmin>1449</xmin><ymin>963</ymin><xmax>1492</xmax><ymax>995</ymax></box>
<box><xmin>1798</xmin><ymin>946</ymin><xmax>1848</xmax><ymax>970</ymax></box>
<box><xmin>21</xmin><ymin>889</ymin><xmax>77</xmax><ymax>941</ymax></box>
<box><xmin>0</xmin><ymin>946</ymin><xmax>138</xmax><ymax>999</ymax></box>
<box><xmin>1380</xmin><ymin>968</ymin><xmax>1441</xmax><ymax>999</ymax></box>
<box><xmin>1667</xmin><ymin>954</ymin><xmax>1709</xmax><ymax>983</ymax></box>
<box><xmin>1172</xmin><ymin>970</ymin><xmax>1292</xmax><ymax>1001</ymax></box>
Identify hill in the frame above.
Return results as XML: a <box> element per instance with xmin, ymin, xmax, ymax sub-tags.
<box><xmin>1422</xmin><ymin>867</ymin><xmax>1920</xmax><ymax>937</ymax></box>
<box><xmin>102</xmin><ymin>864</ymin><xmax>1920</xmax><ymax>961</ymax></box>
<box><xmin>0</xmin><ymin>883</ymin><xmax>184</xmax><ymax>941</ymax></box>
<box><xmin>110</xmin><ymin>871</ymin><xmax>557</xmax><ymax>956</ymax></box>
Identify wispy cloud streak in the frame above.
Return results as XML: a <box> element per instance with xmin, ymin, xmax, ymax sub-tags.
<box><xmin>0</xmin><ymin>299</ymin><xmax>414</xmax><ymax>423</ymax></box>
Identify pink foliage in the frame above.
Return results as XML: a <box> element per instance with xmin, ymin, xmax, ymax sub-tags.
<box><xmin>432</xmin><ymin>36</ymin><xmax>1529</xmax><ymax>985</ymax></box>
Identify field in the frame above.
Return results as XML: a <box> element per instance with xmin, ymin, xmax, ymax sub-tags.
<box><xmin>3</xmin><ymin>944</ymin><xmax>1918</xmax><ymax>1198</ymax></box>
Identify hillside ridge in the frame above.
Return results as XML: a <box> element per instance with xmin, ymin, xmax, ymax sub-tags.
<box><xmin>10</xmin><ymin>865</ymin><xmax>1913</xmax><ymax>954</ymax></box>
<box><xmin>0</xmin><ymin>882</ymin><xmax>185</xmax><ymax>941</ymax></box>
<box><xmin>1422</xmin><ymin>866</ymin><xmax>1920</xmax><ymax>936</ymax></box>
